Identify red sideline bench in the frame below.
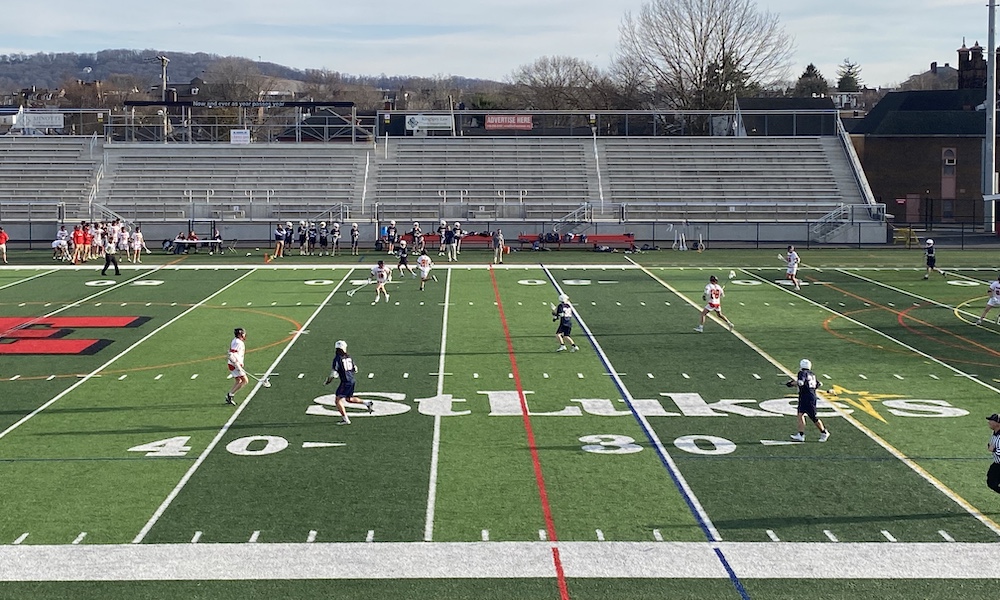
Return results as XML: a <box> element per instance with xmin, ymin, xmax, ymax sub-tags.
<box><xmin>397</xmin><ymin>233</ymin><xmax>494</xmax><ymax>248</ymax></box>
<box><xmin>518</xmin><ymin>233</ymin><xmax>636</xmax><ymax>250</ymax></box>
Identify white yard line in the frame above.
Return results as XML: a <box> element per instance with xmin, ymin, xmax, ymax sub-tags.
<box><xmin>0</xmin><ymin>269</ymin><xmax>58</xmax><ymax>291</ymax></box>
<box><xmin>132</xmin><ymin>269</ymin><xmax>354</xmax><ymax>544</ymax></box>
<box><xmin>0</xmin><ymin>541</ymin><xmax>995</xmax><ymax>580</ymax></box>
<box><xmin>423</xmin><ymin>267</ymin><xmax>453</xmax><ymax>542</ymax></box>
<box><xmin>0</xmin><ymin>269</ymin><xmax>256</xmax><ymax>442</ymax></box>
<box><xmin>543</xmin><ymin>264</ymin><xmax>721</xmax><ymax>542</ymax></box>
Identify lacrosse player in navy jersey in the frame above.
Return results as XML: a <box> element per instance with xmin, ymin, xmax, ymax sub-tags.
<box><xmin>788</xmin><ymin>359</ymin><xmax>830</xmax><ymax>442</ymax></box>
<box><xmin>396</xmin><ymin>240</ymin><xmax>416</xmax><ymax>278</ymax></box>
<box><xmin>324</xmin><ymin>340</ymin><xmax>373</xmax><ymax>425</ymax></box>
<box><xmin>350</xmin><ymin>223</ymin><xmax>360</xmax><ymax>255</ymax></box>
<box><xmin>318</xmin><ymin>222</ymin><xmax>330</xmax><ymax>256</ymax></box>
<box><xmin>331</xmin><ymin>222</ymin><xmax>341</xmax><ymax>256</ymax></box>
<box><xmin>553</xmin><ymin>293</ymin><xmax>579</xmax><ymax>352</ymax></box>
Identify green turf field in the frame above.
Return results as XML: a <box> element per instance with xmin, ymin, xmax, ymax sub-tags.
<box><xmin>1</xmin><ymin>247</ymin><xmax>1000</xmax><ymax>599</ymax></box>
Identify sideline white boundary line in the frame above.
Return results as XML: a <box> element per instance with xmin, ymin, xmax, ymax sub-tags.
<box><xmin>735</xmin><ymin>268</ymin><xmax>1000</xmax><ymax>537</ymax></box>
<box><xmin>0</xmin><ymin>268</ymin><xmax>254</xmax><ymax>442</ymax></box>
<box><xmin>542</xmin><ymin>265</ymin><xmax>721</xmax><ymax>542</ymax></box>
<box><xmin>132</xmin><ymin>269</ymin><xmax>354</xmax><ymax>543</ymax></box>
<box><xmin>1</xmin><ymin>540</ymin><xmax>996</xmax><ymax>580</ymax></box>
<box><xmin>423</xmin><ymin>268</ymin><xmax>453</xmax><ymax>542</ymax></box>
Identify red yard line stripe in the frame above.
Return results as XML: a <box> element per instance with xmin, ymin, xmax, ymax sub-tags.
<box><xmin>488</xmin><ymin>266</ymin><xmax>569</xmax><ymax>600</ymax></box>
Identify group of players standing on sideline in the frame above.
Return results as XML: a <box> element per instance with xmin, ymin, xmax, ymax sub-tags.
<box><xmin>272</xmin><ymin>220</ymin><xmax>359</xmax><ymax>258</ymax></box>
<box><xmin>46</xmin><ymin>220</ymin><xmax>148</xmax><ymax>266</ymax></box>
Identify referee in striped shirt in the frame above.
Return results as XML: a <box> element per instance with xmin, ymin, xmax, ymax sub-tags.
<box><xmin>988</xmin><ymin>414</ymin><xmax>1000</xmax><ymax>494</ymax></box>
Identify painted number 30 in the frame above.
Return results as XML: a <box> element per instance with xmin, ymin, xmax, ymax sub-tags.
<box><xmin>579</xmin><ymin>434</ymin><xmax>643</xmax><ymax>454</ymax></box>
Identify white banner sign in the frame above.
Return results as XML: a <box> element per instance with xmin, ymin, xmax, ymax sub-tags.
<box><xmin>230</xmin><ymin>129</ymin><xmax>251</xmax><ymax>144</ymax></box>
<box><xmin>21</xmin><ymin>113</ymin><xmax>64</xmax><ymax>129</ymax></box>
<box><xmin>405</xmin><ymin>114</ymin><xmax>453</xmax><ymax>131</ymax></box>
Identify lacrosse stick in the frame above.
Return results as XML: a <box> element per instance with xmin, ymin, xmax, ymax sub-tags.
<box><xmin>777</xmin><ymin>253</ymin><xmax>785</xmax><ymax>261</ymax></box>
<box><xmin>346</xmin><ymin>280</ymin><xmax>373</xmax><ymax>297</ymax></box>
<box><xmin>247</xmin><ymin>372</ymin><xmax>271</xmax><ymax>388</ymax></box>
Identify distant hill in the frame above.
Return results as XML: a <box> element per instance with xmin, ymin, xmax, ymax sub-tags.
<box><xmin>0</xmin><ymin>49</ymin><xmax>499</xmax><ymax>93</ymax></box>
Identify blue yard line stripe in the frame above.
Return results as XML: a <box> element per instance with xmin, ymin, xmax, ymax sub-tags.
<box><xmin>540</xmin><ymin>264</ymin><xmax>750</xmax><ymax>600</ymax></box>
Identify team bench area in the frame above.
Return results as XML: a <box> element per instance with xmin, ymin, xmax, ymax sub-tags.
<box><xmin>517</xmin><ymin>233</ymin><xmax>636</xmax><ymax>251</ymax></box>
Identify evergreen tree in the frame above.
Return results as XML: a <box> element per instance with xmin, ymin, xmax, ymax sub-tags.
<box><xmin>793</xmin><ymin>64</ymin><xmax>829</xmax><ymax>97</ymax></box>
<box><xmin>836</xmin><ymin>59</ymin><xmax>863</xmax><ymax>92</ymax></box>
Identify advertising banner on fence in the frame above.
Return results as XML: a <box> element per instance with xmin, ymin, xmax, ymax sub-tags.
<box><xmin>405</xmin><ymin>114</ymin><xmax>454</xmax><ymax>131</ymax></box>
<box><xmin>485</xmin><ymin>114</ymin><xmax>533</xmax><ymax>130</ymax></box>
<box><xmin>20</xmin><ymin>113</ymin><xmax>65</xmax><ymax>129</ymax></box>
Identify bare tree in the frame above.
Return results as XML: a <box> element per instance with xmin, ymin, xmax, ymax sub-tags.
<box><xmin>617</xmin><ymin>0</ymin><xmax>793</xmax><ymax>110</ymax></box>
<box><xmin>507</xmin><ymin>56</ymin><xmax>606</xmax><ymax>110</ymax></box>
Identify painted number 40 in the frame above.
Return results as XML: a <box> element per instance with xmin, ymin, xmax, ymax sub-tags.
<box><xmin>128</xmin><ymin>435</ymin><xmax>290</xmax><ymax>457</ymax></box>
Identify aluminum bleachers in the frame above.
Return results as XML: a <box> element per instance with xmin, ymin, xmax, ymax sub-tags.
<box><xmin>373</xmin><ymin>137</ymin><xmax>594</xmax><ymax>206</ymax></box>
<box><xmin>98</xmin><ymin>143</ymin><xmax>368</xmax><ymax>221</ymax></box>
<box><xmin>599</xmin><ymin>137</ymin><xmax>859</xmax><ymax>209</ymax></box>
<box><xmin>0</xmin><ymin>137</ymin><xmax>98</xmax><ymax>207</ymax></box>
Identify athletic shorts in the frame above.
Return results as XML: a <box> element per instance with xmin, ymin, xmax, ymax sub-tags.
<box><xmin>927</xmin><ymin>257</ymin><xmax>936</xmax><ymax>268</ymax></box>
<box><xmin>228</xmin><ymin>363</ymin><xmax>246</xmax><ymax>378</ymax></box>
<box><xmin>398</xmin><ymin>256</ymin><xmax>409</xmax><ymax>265</ymax></box>
<box><xmin>786</xmin><ymin>268</ymin><xmax>798</xmax><ymax>276</ymax></box>
<box><xmin>988</xmin><ymin>297</ymin><xmax>1000</xmax><ymax>308</ymax></box>
<box><xmin>704</xmin><ymin>303</ymin><xmax>721</xmax><ymax>312</ymax></box>
<box><xmin>336</xmin><ymin>381</ymin><xmax>355</xmax><ymax>398</ymax></box>
<box><xmin>420</xmin><ymin>267</ymin><xmax>431</xmax><ymax>279</ymax></box>
<box><xmin>557</xmin><ymin>322</ymin><xmax>572</xmax><ymax>336</ymax></box>
<box><xmin>797</xmin><ymin>399</ymin><xmax>817</xmax><ymax>420</ymax></box>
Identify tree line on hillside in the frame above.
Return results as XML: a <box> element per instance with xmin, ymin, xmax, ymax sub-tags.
<box><xmin>0</xmin><ymin>0</ymin><xmax>953</xmax><ymax>114</ymax></box>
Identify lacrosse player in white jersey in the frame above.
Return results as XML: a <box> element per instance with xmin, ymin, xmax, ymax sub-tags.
<box><xmin>695</xmin><ymin>275</ymin><xmax>734</xmax><ymax>332</ymax></box>
<box><xmin>977</xmin><ymin>274</ymin><xmax>1000</xmax><ymax>325</ymax></box>
<box><xmin>778</xmin><ymin>245</ymin><xmax>801</xmax><ymax>290</ymax></box>
<box><xmin>371</xmin><ymin>260</ymin><xmax>392</xmax><ymax>303</ymax></box>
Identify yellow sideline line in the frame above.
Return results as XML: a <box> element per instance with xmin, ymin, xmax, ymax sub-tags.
<box><xmin>624</xmin><ymin>256</ymin><xmax>1000</xmax><ymax>538</ymax></box>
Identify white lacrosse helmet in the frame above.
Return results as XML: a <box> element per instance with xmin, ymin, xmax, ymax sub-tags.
<box><xmin>390</xmin><ymin>220</ymin><xmax>395</xmax><ymax>226</ymax></box>
<box><xmin>351</xmin><ymin>223</ymin><xmax>357</xmax><ymax>228</ymax></box>
<box><xmin>799</xmin><ymin>359</ymin><xmax>812</xmax><ymax>370</ymax></box>
<box><xmin>440</xmin><ymin>219</ymin><xmax>446</xmax><ymax>225</ymax></box>
<box><xmin>335</xmin><ymin>340</ymin><xmax>347</xmax><ymax>351</ymax></box>
<box><xmin>300</xmin><ymin>220</ymin><xmax>307</xmax><ymax>226</ymax></box>
<box><xmin>333</xmin><ymin>222</ymin><xmax>339</xmax><ymax>228</ymax></box>
<box><xmin>320</xmin><ymin>221</ymin><xmax>326</xmax><ymax>227</ymax></box>
<box><xmin>926</xmin><ymin>239</ymin><xmax>934</xmax><ymax>246</ymax></box>
<box><xmin>400</xmin><ymin>240</ymin><xmax>407</xmax><ymax>246</ymax></box>
<box><xmin>559</xmin><ymin>293</ymin><xmax>569</xmax><ymax>303</ymax></box>
<box><xmin>286</xmin><ymin>221</ymin><xmax>292</xmax><ymax>227</ymax></box>
<box><xmin>454</xmin><ymin>222</ymin><xmax>460</xmax><ymax>227</ymax></box>
<box><xmin>413</xmin><ymin>222</ymin><xmax>419</xmax><ymax>228</ymax></box>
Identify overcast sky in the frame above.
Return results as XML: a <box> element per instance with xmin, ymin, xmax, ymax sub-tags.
<box><xmin>0</xmin><ymin>0</ymin><xmax>992</xmax><ymax>87</ymax></box>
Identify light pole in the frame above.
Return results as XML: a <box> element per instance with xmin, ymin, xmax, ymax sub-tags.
<box><xmin>154</xmin><ymin>55</ymin><xmax>169</xmax><ymax>142</ymax></box>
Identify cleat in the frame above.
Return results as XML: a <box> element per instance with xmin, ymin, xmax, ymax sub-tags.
<box><xmin>336</xmin><ymin>419</ymin><xmax>351</xmax><ymax>426</ymax></box>
<box><xmin>923</xmin><ymin>274</ymin><xmax>929</xmax><ymax>280</ymax></box>
<box><xmin>818</xmin><ymin>430</ymin><xmax>830</xmax><ymax>442</ymax></box>
<box><xmin>728</xmin><ymin>321</ymin><xmax>734</xmax><ymax>332</ymax></box>
<box><xmin>556</xmin><ymin>345</ymin><xmax>567</xmax><ymax>352</ymax></box>
<box><xmin>225</xmin><ymin>394</ymin><xmax>236</xmax><ymax>406</ymax></box>
<box><xmin>374</xmin><ymin>296</ymin><xmax>380</xmax><ymax>303</ymax></box>
<box><xmin>790</xmin><ymin>432</ymin><xmax>805</xmax><ymax>442</ymax></box>
<box><xmin>976</xmin><ymin>319</ymin><xmax>983</xmax><ymax>326</ymax></box>
<box><xmin>385</xmin><ymin>294</ymin><xmax>389</xmax><ymax>302</ymax></box>
<box><xmin>694</xmin><ymin>325</ymin><xmax>703</xmax><ymax>332</ymax></box>
<box><xmin>571</xmin><ymin>345</ymin><xmax>579</xmax><ymax>352</ymax></box>
<box><xmin>366</xmin><ymin>401</ymin><xmax>375</xmax><ymax>414</ymax></box>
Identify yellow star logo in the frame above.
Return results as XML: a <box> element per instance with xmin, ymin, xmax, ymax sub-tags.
<box><xmin>819</xmin><ymin>384</ymin><xmax>907</xmax><ymax>424</ymax></box>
